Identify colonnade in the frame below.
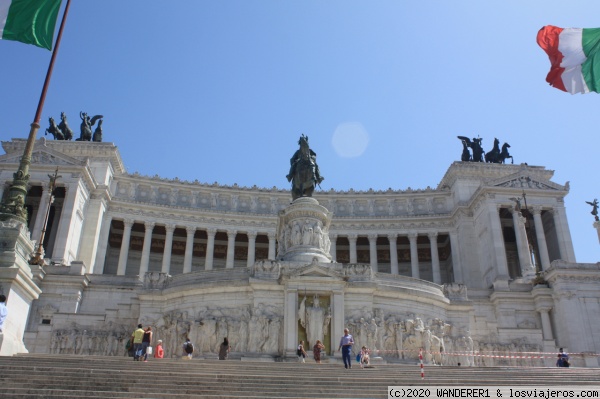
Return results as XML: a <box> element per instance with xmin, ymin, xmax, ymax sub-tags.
<box><xmin>93</xmin><ymin>215</ymin><xmax>457</xmax><ymax>284</ymax></box>
<box><xmin>330</xmin><ymin>232</ymin><xmax>449</xmax><ymax>284</ymax></box>
<box><xmin>95</xmin><ymin>215</ymin><xmax>277</xmax><ymax>276</ymax></box>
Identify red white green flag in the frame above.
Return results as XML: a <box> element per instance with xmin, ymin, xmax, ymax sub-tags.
<box><xmin>0</xmin><ymin>0</ymin><xmax>62</xmax><ymax>50</ymax></box>
<box><xmin>537</xmin><ymin>25</ymin><xmax>600</xmax><ymax>94</ymax></box>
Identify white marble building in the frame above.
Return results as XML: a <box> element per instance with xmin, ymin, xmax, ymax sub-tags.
<box><xmin>0</xmin><ymin>137</ymin><xmax>598</xmax><ymax>366</ymax></box>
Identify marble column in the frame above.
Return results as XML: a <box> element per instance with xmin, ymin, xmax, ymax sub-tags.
<box><xmin>408</xmin><ymin>232</ymin><xmax>420</xmax><ymax>279</ymax></box>
<box><xmin>532</xmin><ymin>206</ymin><xmax>551</xmax><ymax>271</ymax></box>
<box><xmin>538</xmin><ymin>308</ymin><xmax>554</xmax><ymax>340</ymax></box>
<box><xmin>246</xmin><ymin>231</ymin><xmax>257</xmax><ymax>267</ymax></box>
<box><xmin>284</xmin><ymin>289</ymin><xmax>298</xmax><ymax>356</ymax></box>
<box><xmin>332</xmin><ymin>290</ymin><xmax>345</xmax><ymax>357</ymax></box>
<box><xmin>31</xmin><ymin>184</ymin><xmax>49</xmax><ymax>244</ymax></box>
<box><xmin>161</xmin><ymin>224</ymin><xmax>176</xmax><ymax>274</ymax></box>
<box><xmin>388</xmin><ymin>233</ymin><xmax>399</xmax><ymax>275</ymax></box>
<box><xmin>93</xmin><ymin>214</ymin><xmax>113</xmax><ymax>274</ymax></box>
<box><xmin>348</xmin><ymin>234</ymin><xmax>358</xmax><ymax>264</ymax></box>
<box><xmin>138</xmin><ymin>222</ymin><xmax>155</xmax><ymax>277</ymax></box>
<box><xmin>595</xmin><ymin>220</ymin><xmax>600</xmax><ymax>244</ymax></box>
<box><xmin>183</xmin><ymin>226</ymin><xmax>196</xmax><ymax>274</ymax></box>
<box><xmin>51</xmin><ymin>183</ymin><xmax>81</xmax><ymax>263</ymax></box>
<box><xmin>511</xmin><ymin>207</ymin><xmax>534</xmax><ymax>278</ymax></box>
<box><xmin>489</xmin><ymin>204</ymin><xmax>510</xmax><ymax>280</ymax></box>
<box><xmin>117</xmin><ymin>219</ymin><xmax>134</xmax><ymax>276</ymax></box>
<box><xmin>550</xmin><ymin>207</ymin><xmax>576</xmax><ymax>262</ymax></box>
<box><xmin>268</xmin><ymin>232</ymin><xmax>276</xmax><ymax>260</ymax></box>
<box><xmin>329</xmin><ymin>234</ymin><xmax>337</xmax><ymax>262</ymax></box>
<box><xmin>205</xmin><ymin>228</ymin><xmax>216</xmax><ymax>270</ymax></box>
<box><xmin>449</xmin><ymin>231</ymin><xmax>463</xmax><ymax>283</ymax></box>
<box><xmin>226</xmin><ymin>230</ymin><xmax>237</xmax><ymax>269</ymax></box>
<box><xmin>429</xmin><ymin>232</ymin><xmax>441</xmax><ymax>284</ymax></box>
<box><xmin>368</xmin><ymin>234</ymin><xmax>378</xmax><ymax>272</ymax></box>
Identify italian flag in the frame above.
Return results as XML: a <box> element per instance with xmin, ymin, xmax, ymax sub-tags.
<box><xmin>537</xmin><ymin>25</ymin><xmax>600</xmax><ymax>94</ymax></box>
<box><xmin>0</xmin><ymin>0</ymin><xmax>62</xmax><ymax>50</ymax></box>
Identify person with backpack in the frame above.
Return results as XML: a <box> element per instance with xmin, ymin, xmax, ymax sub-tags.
<box><xmin>183</xmin><ymin>337</ymin><xmax>194</xmax><ymax>359</ymax></box>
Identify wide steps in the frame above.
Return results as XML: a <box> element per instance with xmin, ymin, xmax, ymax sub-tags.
<box><xmin>1</xmin><ymin>355</ymin><xmax>599</xmax><ymax>399</ymax></box>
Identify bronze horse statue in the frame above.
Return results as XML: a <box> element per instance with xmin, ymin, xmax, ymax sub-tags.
<box><xmin>499</xmin><ymin>142</ymin><xmax>513</xmax><ymax>164</ymax></box>
<box><xmin>485</xmin><ymin>138</ymin><xmax>513</xmax><ymax>164</ymax></box>
<box><xmin>58</xmin><ymin>112</ymin><xmax>74</xmax><ymax>140</ymax></box>
<box><xmin>286</xmin><ymin>135</ymin><xmax>324</xmax><ymax>201</ymax></box>
<box><xmin>45</xmin><ymin>117</ymin><xmax>64</xmax><ymax>140</ymax></box>
<box><xmin>485</xmin><ymin>138</ymin><xmax>500</xmax><ymax>163</ymax></box>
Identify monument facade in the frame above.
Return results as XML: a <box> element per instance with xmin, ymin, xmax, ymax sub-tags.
<box><xmin>0</xmin><ymin>137</ymin><xmax>598</xmax><ymax>367</ymax></box>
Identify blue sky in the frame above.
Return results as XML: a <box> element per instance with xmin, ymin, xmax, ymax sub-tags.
<box><xmin>0</xmin><ymin>1</ymin><xmax>598</xmax><ymax>263</ymax></box>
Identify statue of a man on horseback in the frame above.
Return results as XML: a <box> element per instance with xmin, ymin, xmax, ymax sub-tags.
<box><xmin>286</xmin><ymin>134</ymin><xmax>324</xmax><ymax>201</ymax></box>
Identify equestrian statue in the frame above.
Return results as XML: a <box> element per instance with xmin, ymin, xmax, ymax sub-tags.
<box><xmin>286</xmin><ymin>134</ymin><xmax>324</xmax><ymax>201</ymax></box>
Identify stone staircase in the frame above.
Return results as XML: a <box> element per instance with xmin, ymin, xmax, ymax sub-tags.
<box><xmin>0</xmin><ymin>354</ymin><xmax>598</xmax><ymax>399</ymax></box>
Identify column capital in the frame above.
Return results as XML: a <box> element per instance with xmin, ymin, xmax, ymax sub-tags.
<box><xmin>347</xmin><ymin>233</ymin><xmax>358</xmax><ymax>241</ymax></box>
<box><xmin>531</xmin><ymin>205</ymin><xmax>543</xmax><ymax>215</ymax></box>
<box><xmin>427</xmin><ymin>231</ymin><xmax>438</xmax><ymax>240</ymax></box>
<box><xmin>267</xmin><ymin>232</ymin><xmax>276</xmax><ymax>240</ymax></box>
<box><xmin>123</xmin><ymin>218</ymin><xmax>135</xmax><ymax>228</ymax></box>
<box><xmin>227</xmin><ymin>229</ymin><xmax>238</xmax><ymax>237</ymax></box>
<box><xmin>407</xmin><ymin>231</ymin><xmax>418</xmax><ymax>240</ymax></box>
<box><xmin>206</xmin><ymin>227</ymin><xmax>217</xmax><ymax>236</ymax></box>
<box><xmin>329</xmin><ymin>232</ymin><xmax>338</xmax><ymax>239</ymax></box>
<box><xmin>144</xmin><ymin>221</ymin><xmax>155</xmax><ymax>231</ymax></box>
<box><xmin>387</xmin><ymin>233</ymin><xmax>398</xmax><ymax>241</ymax></box>
<box><xmin>164</xmin><ymin>223</ymin><xmax>177</xmax><ymax>233</ymax></box>
<box><xmin>368</xmin><ymin>233</ymin><xmax>378</xmax><ymax>241</ymax></box>
<box><xmin>185</xmin><ymin>226</ymin><xmax>196</xmax><ymax>235</ymax></box>
<box><xmin>246</xmin><ymin>231</ymin><xmax>258</xmax><ymax>239</ymax></box>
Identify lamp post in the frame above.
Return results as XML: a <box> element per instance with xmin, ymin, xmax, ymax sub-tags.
<box><xmin>29</xmin><ymin>167</ymin><xmax>61</xmax><ymax>266</ymax></box>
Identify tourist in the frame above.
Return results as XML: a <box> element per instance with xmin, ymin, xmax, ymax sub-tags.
<box><xmin>141</xmin><ymin>327</ymin><xmax>153</xmax><ymax>362</ymax></box>
<box><xmin>297</xmin><ymin>340</ymin><xmax>307</xmax><ymax>363</ymax></box>
<box><xmin>154</xmin><ymin>340</ymin><xmax>164</xmax><ymax>359</ymax></box>
<box><xmin>359</xmin><ymin>346</ymin><xmax>370</xmax><ymax>368</ymax></box>
<box><xmin>131</xmin><ymin>324</ymin><xmax>145</xmax><ymax>361</ymax></box>
<box><xmin>183</xmin><ymin>337</ymin><xmax>194</xmax><ymax>359</ymax></box>
<box><xmin>556</xmin><ymin>348</ymin><xmax>570</xmax><ymax>367</ymax></box>
<box><xmin>0</xmin><ymin>294</ymin><xmax>7</xmax><ymax>334</ymax></box>
<box><xmin>313</xmin><ymin>339</ymin><xmax>325</xmax><ymax>364</ymax></box>
<box><xmin>218</xmin><ymin>337</ymin><xmax>231</xmax><ymax>360</ymax></box>
<box><xmin>337</xmin><ymin>328</ymin><xmax>354</xmax><ymax>369</ymax></box>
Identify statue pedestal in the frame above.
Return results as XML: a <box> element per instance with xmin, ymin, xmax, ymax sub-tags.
<box><xmin>0</xmin><ymin>219</ymin><xmax>42</xmax><ymax>356</ymax></box>
<box><xmin>277</xmin><ymin>197</ymin><xmax>332</xmax><ymax>263</ymax></box>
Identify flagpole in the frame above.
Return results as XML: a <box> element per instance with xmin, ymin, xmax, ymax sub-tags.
<box><xmin>0</xmin><ymin>0</ymin><xmax>72</xmax><ymax>223</ymax></box>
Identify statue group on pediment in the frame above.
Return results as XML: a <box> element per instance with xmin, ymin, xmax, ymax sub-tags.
<box><xmin>457</xmin><ymin>136</ymin><xmax>513</xmax><ymax>164</ymax></box>
<box><xmin>45</xmin><ymin>111</ymin><xmax>104</xmax><ymax>142</ymax></box>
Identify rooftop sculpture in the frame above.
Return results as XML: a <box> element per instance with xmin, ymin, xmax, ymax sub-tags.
<box><xmin>44</xmin><ymin>112</ymin><xmax>104</xmax><ymax>142</ymax></box>
<box><xmin>457</xmin><ymin>136</ymin><xmax>513</xmax><ymax>164</ymax></box>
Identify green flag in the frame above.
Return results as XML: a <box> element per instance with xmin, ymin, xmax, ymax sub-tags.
<box><xmin>0</xmin><ymin>0</ymin><xmax>62</xmax><ymax>50</ymax></box>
